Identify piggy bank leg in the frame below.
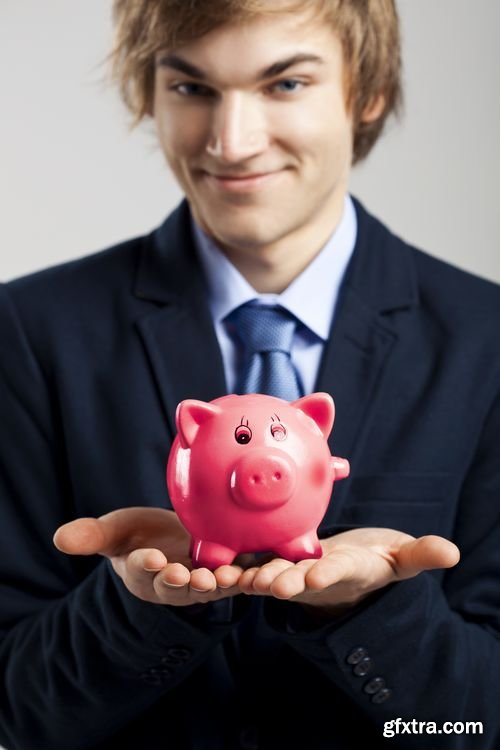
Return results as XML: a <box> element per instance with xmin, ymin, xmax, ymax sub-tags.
<box><xmin>273</xmin><ymin>532</ymin><xmax>322</xmax><ymax>562</ymax></box>
<box><xmin>191</xmin><ymin>538</ymin><xmax>238</xmax><ymax>570</ymax></box>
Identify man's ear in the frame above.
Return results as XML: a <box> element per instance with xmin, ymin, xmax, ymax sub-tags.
<box><xmin>360</xmin><ymin>93</ymin><xmax>386</xmax><ymax>123</ymax></box>
<box><xmin>176</xmin><ymin>400</ymin><xmax>221</xmax><ymax>449</ymax></box>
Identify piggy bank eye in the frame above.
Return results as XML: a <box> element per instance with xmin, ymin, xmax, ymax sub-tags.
<box><xmin>270</xmin><ymin>424</ymin><xmax>287</xmax><ymax>441</ymax></box>
<box><xmin>235</xmin><ymin>425</ymin><xmax>252</xmax><ymax>444</ymax></box>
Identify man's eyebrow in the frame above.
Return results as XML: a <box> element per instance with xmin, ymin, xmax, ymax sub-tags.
<box><xmin>261</xmin><ymin>53</ymin><xmax>325</xmax><ymax>78</ymax></box>
<box><xmin>156</xmin><ymin>54</ymin><xmax>209</xmax><ymax>79</ymax></box>
<box><xmin>156</xmin><ymin>52</ymin><xmax>325</xmax><ymax>80</ymax></box>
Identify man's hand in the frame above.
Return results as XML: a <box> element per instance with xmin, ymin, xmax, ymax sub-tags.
<box><xmin>238</xmin><ymin>528</ymin><xmax>460</xmax><ymax>615</ymax></box>
<box><xmin>53</xmin><ymin>507</ymin><xmax>244</xmax><ymax>606</ymax></box>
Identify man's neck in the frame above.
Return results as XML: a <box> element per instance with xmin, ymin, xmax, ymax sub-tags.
<box><xmin>216</xmin><ymin>196</ymin><xmax>346</xmax><ymax>294</ymax></box>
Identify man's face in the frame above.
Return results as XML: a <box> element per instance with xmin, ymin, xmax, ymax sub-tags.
<box><xmin>152</xmin><ymin>9</ymin><xmax>354</xmax><ymax>255</ymax></box>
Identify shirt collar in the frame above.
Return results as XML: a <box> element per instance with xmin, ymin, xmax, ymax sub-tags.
<box><xmin>191</xmin><ymin>194</ymin><xmax>357</xmax><ymax>341</ymax></box>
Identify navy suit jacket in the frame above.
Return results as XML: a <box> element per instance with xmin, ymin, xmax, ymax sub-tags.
<box><xmin>1</xmin><ymin>198</ymin><xmax>500</xmax><ymax>749</ymax></box>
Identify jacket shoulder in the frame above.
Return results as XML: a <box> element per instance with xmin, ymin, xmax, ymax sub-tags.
<box><xmin>353</xmin><ymin>196</ymin><xmax>500</xmax><ymax>320</ymax></box>
<box><xmin>412</xmin><ymin>244</ymin><xmax>500</xmax><ymax>313</ymax></box>
<box><xmin>4</xmin><ymin>235</ymin><xmax>146</xmax><ymax>310</ymax></box>
<box><xmin>0</xmin><ymin>235</ymin><xmax>153</xmax><ymax>374</ymax></box>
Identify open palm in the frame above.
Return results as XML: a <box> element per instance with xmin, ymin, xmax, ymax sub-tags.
<box><xmin>53</xmin><ymin>507</ymin><xmax>246</xmax><ymax>606</ymax></box>
<box><xmin>238</xmin><ymin>527</ymin><xmax>460</xmax><ymax>613</ymax></box>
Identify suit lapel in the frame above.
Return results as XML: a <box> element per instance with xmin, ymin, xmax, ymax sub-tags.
<box><xmin>316</xmin><ymin>285</ymin><xmax>398</xmax><ymax>461</ymax></box>
<box><xmin>317</xmin><ymin>198</ymin><xmax>419</xmax><ymax>529</ymax></box>
<box><xmin>134</xmin><ymin>201</ymin><xmax>226</xmax><ymax>438</ymax></box>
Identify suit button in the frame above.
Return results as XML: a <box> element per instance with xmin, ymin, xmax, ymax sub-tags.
<box><xmin>139</xmin><ymin>671</ymin><xmax>163</xmax><ymax>686</ymax></box>
<box><xmin>346</xmin><ymin>646</ymin><xmax>368</xmax><ymax>665</ymax></box>
<box><xmin>371</xmin><ymin>688</ymin><xmax>393</xmax><ymax>704</ymax></box>
<box><xmin>364</xmin><ymin>677</ymin><xmax>386</xmax><ymax>694</ymax></box>
<box><xmin>150</xmin><ymin>666</ymin><xmax>173</xmax><ymax>679</ymax></box>
<box><xmin>139</xmin><ymin>665</ymin><xmax>173</xmax><ymax>684</ymax></box>
<box><xmin>353</xmin><ymin>656</ymin><xmax>373</xmax><ymax>677</ymax></box>
<box><xmin>240</xmin><ymin>725</ymin><xmax>259</xmax><ymax>749</ymax></box>
<box><xmin>161</xmin><ymin>646</ymin><xmax>192</xmax><ymax>666</ymax></box>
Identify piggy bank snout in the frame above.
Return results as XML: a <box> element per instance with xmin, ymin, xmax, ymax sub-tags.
<box><xmin>230</xmin><ymin>449</ymin><xmax>297</xmax><ymax>510</ymax></box>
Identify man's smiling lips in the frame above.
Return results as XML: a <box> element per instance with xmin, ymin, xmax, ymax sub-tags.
<box><xmin>200</xmin><ymin>168</ymin><xmax>287</xmax><ymax>192</ymax></box>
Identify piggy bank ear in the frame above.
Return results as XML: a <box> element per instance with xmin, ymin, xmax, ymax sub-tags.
<box><xmin>292</xmin><ymin>392</ymin><xmax>335</xmax><ymax>438</ymax></box>
<box><xmin>176</xmin><ymin>399</ymin><xmax>221</xmax><ymax>449</ymax></box>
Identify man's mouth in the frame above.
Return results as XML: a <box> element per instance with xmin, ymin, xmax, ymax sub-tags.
<box><xmin>202</xmin><ymin>169</ymin><xmax>285</xmax><ymax>193</ymax></box>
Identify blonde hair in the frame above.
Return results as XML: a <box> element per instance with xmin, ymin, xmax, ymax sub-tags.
<box><xmin>110</xmin><ymin>0</ymin><xmax>402</xmax><ymax>164</ymax></box>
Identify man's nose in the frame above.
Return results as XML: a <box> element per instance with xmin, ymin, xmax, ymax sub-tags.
<box><xmin>206</xmin><ymin>92</ymin><xmax>268</xmax><ymax>163</ymax></box>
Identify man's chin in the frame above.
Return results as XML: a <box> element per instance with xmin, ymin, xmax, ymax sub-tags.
<box><xmin>204</xmin><ymin>224</ymin><xmax>285</xmax><ymax>252</ymax></box>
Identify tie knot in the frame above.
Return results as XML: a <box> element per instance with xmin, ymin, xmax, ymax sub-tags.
<box><xmin>227</xmin><ymin>303</ymin><xmax>297</xmax><ymax>355</ymax></box>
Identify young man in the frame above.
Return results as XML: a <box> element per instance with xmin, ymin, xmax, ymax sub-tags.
<box><xmin>1</xmin><ymin>1</ymin><xmax>499</xmax><ymax>748</ymax></box>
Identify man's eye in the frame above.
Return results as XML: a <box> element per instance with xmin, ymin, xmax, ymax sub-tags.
<box><xmin>271</xmin><ymin>79</ymin><xmax>304</xmax><ymax>94</ymax></box>
<box><xmin>170</xmin><ymin>82</ymin><xmax>214</xmax><ymax>97</ymax></box>
<box><xmin>270</xmin><ymin>424</ymin><xmax>287</xmax><ymax>441</ymax></box>
<box><xmin>235</xmin><ymin>425</ymin><xmax>252</xmax><ymax>444</ymax></box>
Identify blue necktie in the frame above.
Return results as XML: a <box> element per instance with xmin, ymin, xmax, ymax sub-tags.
<box><xmin>226</xmin><ymin>303</ymin><xmax>303</xmax><ymax>400</ymax></box>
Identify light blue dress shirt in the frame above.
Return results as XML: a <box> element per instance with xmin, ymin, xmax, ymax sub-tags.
<box><xmin>191</xmin><ymin>194</ymin><xmax>357</xmax><ymax>395</ymax></box>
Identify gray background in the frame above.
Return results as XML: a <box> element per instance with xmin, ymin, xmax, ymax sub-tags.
<box><xmin>1</xmin><ymin>1</ymin><xmax>499</xmax><ymax>283</ymax></box>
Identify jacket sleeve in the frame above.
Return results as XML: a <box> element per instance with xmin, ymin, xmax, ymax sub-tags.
<box><xmin>264</xmin><ymin>390</ymin><xmax>500</xmax><ymax>749</ymax></box>
<box><xmin>0</xmin><ymin>286</ymin><xmax>240</xmax><ymax>750</ymax></box>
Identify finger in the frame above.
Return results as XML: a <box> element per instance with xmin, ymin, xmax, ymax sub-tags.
<box><xmin>269</xmin><ymin>566</ymin><xmax>307</xmax><ymax>600</ymax></box>
<box><xmin>161</xmin><ymin>562</ymin><xmax>191</xmax><ymax>588</ymax></box>
<box><xmin>142</xmin><ymin>549</ymin><xmax>168</xmax><ymax>572</ymax></box>
<box><xmin>395</xmin><ymin>535</ymin><xmax>460</xmax><ymax>578</ymax></box>
<box><xmin>251</xmin><ymin>559</ymin><xmax>294</xmax><ymax>594</ymax></box>
<box><xmin>305</xmin><ymin>551</ymin><xmax>357</xmax><ymax>590</ymax></box>
<box><xmin>123</xmin><ymin>548</ymin><xmax>164</xmax><ymax>585</ymax></box>
<box><xmin>189</xmin><ymin>567</ymin><xmax>218</xmax><ymax>594</ymax></box>
<box><xmin>153</xmin><ymin>563</ymin><xmax>191</xmax><ymax>602</ymax></box>
<box><xmin>110</xmin><ymin>549</ymin><xmax>166</xmax><ymax>602</ymax></box>
<box><xmin>266</xmin><ymin>557</ymin><xmax>318</xmax><ymax>599</ymax></box>
<box><xmin>214</xmin><ymin>564</ymin><xmax>244</xmax><ymax>589</ymax></box>
<box><xmin>239</xmin><ymin>567</ymin><xmax>260</xmax><ymax>594</ymax></box>
<box><xmin>53</xmin><ymin>517</ymin><xmax>107</xmax><ymax>556</ymax></box>
<box><xmin>54</xmin><ymin>507</ymin><xmax>176</xmax><ymax>557</ymax></box>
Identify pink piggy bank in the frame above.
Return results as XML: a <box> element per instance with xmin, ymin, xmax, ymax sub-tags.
<box><xmin>166</xmin><ymin>392</ymin><xmax>349</xmax><ymax>569</ymax></box>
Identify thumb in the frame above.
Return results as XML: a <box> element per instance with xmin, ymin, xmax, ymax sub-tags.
<box><xmin>53</xmin><ymin>517</ymin><xmax>107</xmax><ymax>556</ymax></box>
<box><xmin>394</xmin><ymin>535</ymin><xmax>460</xmax><ymax>579</ymax></box>
<box><xmin>53</xmin><ymin>506</ymin><xmax>172</xmax><ymax>557</ymax></box>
